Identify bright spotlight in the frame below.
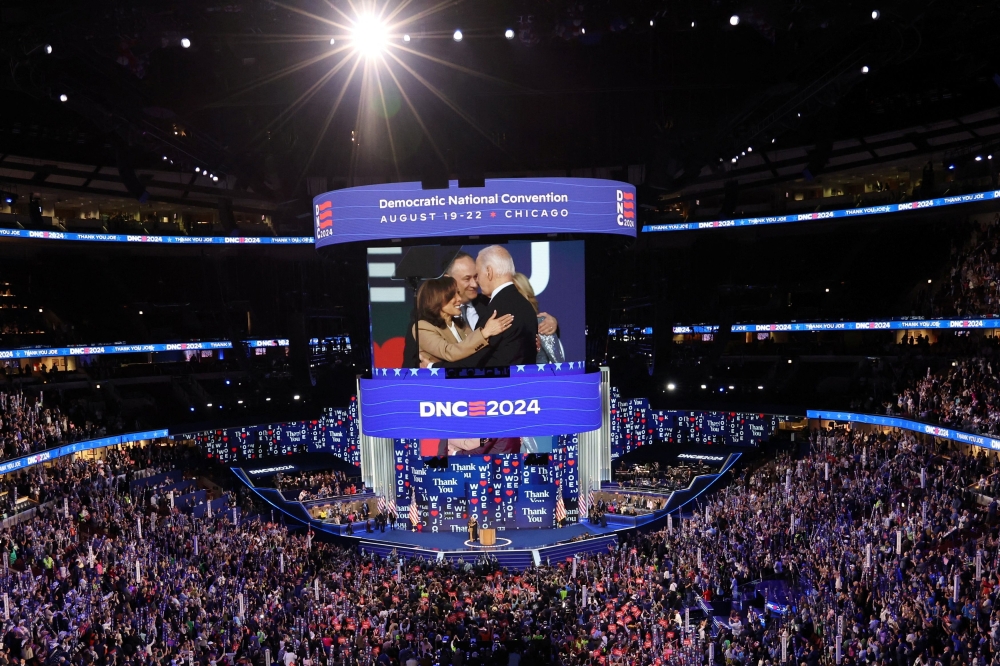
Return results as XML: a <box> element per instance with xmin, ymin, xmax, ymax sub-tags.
<box><xmin>59</xmin><ymin>94</ymin><xmax>68</xmax><ymax>102</ymax></box>
<box><xmin>730</xmin><ymin>14</ymin><xmax>740</xmax><ymax>26</ymax></box>
<box><xmin>180</xmin><ymin>38</ymin><xmax>191</xmax><ymax>49</ymax></box>
<box><xmin>871</xmin><ymin>9</ymin><xmax>880</xmax><ymax>19</ymax></box>
<box><xmin>212</xmin><ymin>175</ymin><xmax>219</xmax><ymax>182</ymax></box>
<box><xmin>976</xmin><ymin>155</ymin><xmax>983</xmax><ymax>161</ymax></box>
<box><xmin>45</xmin><ymin>45</ymin><xmax>53</xmax><ymax>54</ymax></box>
<box><xmin>650</xmin><ymin>19</ymin><xmax>655</xmax><ymax>26</ymax></box>
<box><xmin>861</xmin><ymin>65</ymin><xmax>870</xmax><ymax>74</ymax></box>
<box><xmin>505</xmin><ymin>28</ymin><xmax>514</xmax><ymax>40</ymax></box>
<box><xmin>330</xmin><ymin>38</ymin><xmax>336</xmax><ymax>45</ymax></box>
<box><xmin>453</xmin><ymin>29</ymin><xmax>463</xmax><ymax>42</ymax></box>
<box><xmin>352</xmin><ymin>15</ymin><xmax>388</xmax><ymax>56</ymax></box>
<box><xmin>195</xmin><ymin>167</ymin><xmax>200</xmax><ymax>173</ymax></box>
<box><xmin>666</xmin><ymin>383</ymin><xmax>676</xmax><ymax>391</ymax></box>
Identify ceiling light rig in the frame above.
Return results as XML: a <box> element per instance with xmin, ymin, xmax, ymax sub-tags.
<box><xmin>351</xmin><ymin>15</ymin><xmax>389</xmax><ymax>57</ymax></box>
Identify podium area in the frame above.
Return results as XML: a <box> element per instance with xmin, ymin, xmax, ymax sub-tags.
<box><xmin>479</xmin><ymin>527</ymin><xmax>496</xmax><ymax>546</ymax></box>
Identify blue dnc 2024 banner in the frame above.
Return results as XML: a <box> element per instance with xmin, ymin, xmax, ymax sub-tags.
<box><xmin>359</xmin><ymin>372</ymin><xmax>603</xmax><ymax>439</ymax></box>
<box><xmin>313</xmin><ymin>177</ymin><xmax>637</xmax><ymax>247</ymax></box>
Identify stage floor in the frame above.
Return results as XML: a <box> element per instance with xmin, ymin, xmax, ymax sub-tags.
<box><xmin>356</xmin><ymin>522</ymin><xmax>620</xmax><ymax>551</ymax></box>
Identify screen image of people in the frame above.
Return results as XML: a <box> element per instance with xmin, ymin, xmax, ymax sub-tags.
<box><xmin>418</xmin><ymin>435</ymin><xmax>554</xmax><ymax>457</ymax></box>
<box><xmin>367</xmin><ymin>241</ymin><xmax>585</xmax><ymax>369</ymax></box>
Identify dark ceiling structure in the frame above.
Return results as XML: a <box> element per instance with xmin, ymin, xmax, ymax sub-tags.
<box><xmin>1</xmin><ymin>0</ymin><xmax>999</xmax><ymax>227</ymax></box>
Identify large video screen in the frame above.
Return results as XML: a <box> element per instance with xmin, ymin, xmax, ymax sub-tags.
<box><xmin>366</xmin><ymin>241</ymin><xmax>585</xmax><ymax>369</ymax></box>
<box><xmin>314</xmin><ymin>177</ymin><xmax>636</xmax><ymax>247</ymax></box>
<box><xmin>359</xmin><ymin>240</ymin><xmax>600</xmax><ymax>448</ymax></box>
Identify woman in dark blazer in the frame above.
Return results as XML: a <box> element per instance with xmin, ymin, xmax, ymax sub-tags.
<box><xmin>413</xmin><ymin>276</ymin><xmax>513</xmax><ymax>365</ymax></box>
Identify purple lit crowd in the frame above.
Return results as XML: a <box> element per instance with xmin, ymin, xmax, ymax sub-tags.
<box><xmin>0</xmin><ymin>423</ymin><xmax>990</xmax><ymax>666</ymax></box>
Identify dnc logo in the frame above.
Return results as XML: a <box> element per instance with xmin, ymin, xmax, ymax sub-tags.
<box><xmin>315</xmin><ymin>200</ymin><xmax>333</xmax><ymax>239</ymax></box>
<box><xmin>616</xmin><ymin>190</ymin><xmax>635</xmax><ymax>228</ymax></box>
<box><xmin>419</xmin><ymin>399</ymin><xmax>541</xmax><ymax>417</ymax></box>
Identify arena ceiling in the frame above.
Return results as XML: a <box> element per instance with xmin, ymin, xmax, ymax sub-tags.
<box><xmin>1</xmin><ymin>0</ymin><xmax>999</xmax><ymax>224</ymax></box>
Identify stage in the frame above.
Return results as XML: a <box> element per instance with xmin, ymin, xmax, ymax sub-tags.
<box><xmin>354</xmin><ymin>522</ymin><xmax>622</xmax><ymax>567</ymax></box>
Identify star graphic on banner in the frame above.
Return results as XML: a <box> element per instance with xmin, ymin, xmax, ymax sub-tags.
<box><xmin>536</xmin><ymin>364</ymin><xmax>546</xmax><ymax>371</ymax></box>
<box><xmin>515</xmin><ymin>365</ymin><xmax>525</xmax><ymax>372</ymax></box>
<box><xmin>554</xmin><ymin>363</ymin><xmax>563</xmax><ymax>370</ymax></box>
<box><xmin>490</xmin><ymin>211</ymin><xmax>496</xmax><ymax>218</ymax></box>
<box><xmin>393</xmin><ymin>368</ymin><xmax>402</xmax><ymax>376</ymax></box>
<box><xmin>430</xmin><ymin>368</ymin><xmax>441</xmax><ymax>376</ymax></box>
<box><xmin>409</xmin><ymin>368</ymin><xmax>419</xmax><ymax>376</ymax></box>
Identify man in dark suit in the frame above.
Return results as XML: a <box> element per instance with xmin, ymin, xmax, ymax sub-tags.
<box><xmin>430</xmin><ymin>246</ymin><xmax>538</xmax><ymax>368</ymax></box>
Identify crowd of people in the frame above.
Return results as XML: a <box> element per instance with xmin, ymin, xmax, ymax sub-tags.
<box><xmin>0</xmin><ymin>413</ymin><xmax>997</xmax><ymax>666</ymax></box>
<box><xmin>614</xmin><ymin>462</ymin><xmax>709</xmax><ymax>493</ymax></box>
<box><xmin>890</xmin><ymin>357</ymin><xmax>1000</xmax><ymax>435</ymax></box>
<box><xmin>0</xmin><ymin>392</ymin><xmax>105</xmax><ymax>461</ymax></box>
<box><xmin>274</xmin><ymin>470</ymin><xmax>361</xmax><ymax>501</ymax></box>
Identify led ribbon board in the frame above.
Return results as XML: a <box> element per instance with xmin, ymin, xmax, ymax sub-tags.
<box><xmin>645</xmin><ymin>189</ymin><xmax>1000</xmax><ymax>233</ymax></box>
<box><xmin>0</xmin><ymin>429</ymin><xmax>169</xmax><ymax>475</ymax></box>
<box><xmin>0</xmin><ymin>229</ymin><xmax>313</xmax><ymax>244</ymax></box>
<box><xmin>313</xmin><ymin>177</ymin><xmax>637</xmax><ymax>247</ymax></box>
<box><xmin>359</xmin><ymin>367</ymin><xmax>603</xmax><ymax>439</ymax></box>
<box><xmin>807</xmin><ymin>410</ymin><xmax>1000</xmax><ymax>451</ymax></box>
<box><xmin>674</xmin><ymin>318</ymin><xmax>1000</xmax><ymax>333</ymax></box>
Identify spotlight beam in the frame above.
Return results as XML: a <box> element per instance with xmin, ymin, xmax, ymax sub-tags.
<box><xmin>391</xmin><ymin>44</ymin><xmax>528</xmax><ymax>91</ymax></box>
<box><xmin>384</xmin><ymin>50</ymin><xmax>511</xmax><ymax>155</ymax></box>
<box><xmin>270</xmin><ymin>0</ymin><xmax>353</xmax><ymax>31</ymax></box>
<box><xmin>379</xmin><ymin>58</ymin><xmax>449</xmax><ymax>170</ymax></box>
<box><xmin>252</xmin><ymin>52</ymin><xmax>359</xmax><ymax>143</ymax></box>
<box><xmin>296</xmin><ymin>54</ymin><xmax>364</xmax><ymax>188</ymax></box>
<box><xmin>372</xmin><ymin>64</ymin><xmax>402</xmax><ymax>180</ymax></box>
<box><xmin>392</xmin><ymin>0</ymin><xmax>464</xmax><ymax>30</ymax></box>
<box><xmin>204</xmin><ymin>45</ymin><xmax>350</xmax><ymax>108</ymax></box>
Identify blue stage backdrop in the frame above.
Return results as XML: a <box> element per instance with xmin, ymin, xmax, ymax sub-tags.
<box><xmin>608</xmin><ymin>388</ymin><xmax>788</xmax><ymax>459</ymax></box>
<box><xmin>393</xmin><ymin>435</ymin><xmax>579</xmax><ymax>533</ymax></box>
<box><xmin>183</xmin><ymin>400</ymin><xmax>360</xmax><ymax>467</ymax></box>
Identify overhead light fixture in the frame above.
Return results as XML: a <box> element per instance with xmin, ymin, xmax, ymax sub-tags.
<box><xmin>138</xmin><ymin>310</ymin><xmax>143</xmax><ymax>315</ymax></box>
<box><xmin>772</xmin><ymin>138</ymin><xmax>776</xmax><ymax>143</ymax></box>
<box><xmin>700</xmin><ymin>384</ymin><xmax>707</xmax><ymax>389</ymax></box>
<box><xmin>212</xmin><ymin>175</ymin><xmax>219</xmax><ymax>182</ymax></box>
<box><xmin>649</xmin><ymin>19</ymin><xmax>655</xmax><ymax>26</ymax></box>
<box><xmin>825</xmin><ymin>288</ymin><xmax>830</xmax><ymax>293</ymax></box>
<box><xmin>580</xmin><ymin>28</ymin><xmax>586</xmax><ymax>34</ymax></box>
<box><xmin>787</xmin><ymin>359</ymin><xmax>793</xmax><ymax>364</ymax></box>
<box><xmin>207</xmin><ymin>403</ymin><xmax>213</xmax><ymax>407</ymax></box>
<box><xmin>293</xmin><ymin>394</ymin><xmax>301</xmax><ymax>400</ymax></box>
<box><xmin>45</xmin><ymin>45</ymin><xmax>53</xmax><ymax>54</ymax></box>
<box><xmin>180</xmin><ymin>38</ymin><xmax>191</xmax><ymax>49</ymax></box>
<box><xmin>238</xmin><ymin>400</ymin><xmax>244</xmax><ymax>404</ymax></box>
<box><xmin>330</xmin><ymin>38</ymin><xmax>336</xmax><ymax>45</ymax></box>
<box><xmin>666</xmin><ymin>383</ymin><xmax>676</xmax><ymax>391</ymax></box>
<box><xmin>747</xmin><ymin>146</ymin><xmax>752</xmax><ymax>152</ymax></box>
<box><xmin>691</xmin><ymin>21</ymin><xmax>696</xmax><ymax>27</ymax></box>
<box><xmin>975</xmin><ymin>155</ymin><xmax>983</xmax><ymax>161</ymax></box>
<box><xmin>189</xmin><ymin>407</ymin><xmax>195</xmax><ymax>412</ymax></box>
<box><xmin>731</xmin><ymin>158</ymin><xmax>737</xmax><ymax>163</ymax></box>
<box><xmin>195</xmin><ymin>167</ymin><xmax>200</xmax><ymax>173</ymax></box>
<box><xmin>505</xmin><ymin>28</ymin><xmax>514</xmax><ymax>40</ymax></box>
<box><xmin>403</xmin><ymin>34</ymin><xmax>410</xmax><ymax>42</ymax></box>
<box><xmin>730</xmin><ymin>14</ymin><xmax>740</xmax><ymax>26</ymax></box>
<box><xmin>861</xmin><ymin>65</ymin><xmax>870</xmax><ymax>74</ymax></box>
<box><xmin>265</xmin><ymin>397</ymin><xmax>271</xmax><ymax>401</ymax></box>
<box><xmin>927</xmin><ymin>279</ymin><xmax>932</xmax><ymax>284</ymax></box>
<box><xmin>453</xmin><ymin>29</ymin><xmax>463</xmax><ymax>42</ymax></box>
<box><xmin>758</xmin><ymin>386</ymin><xmax>764</xmax><ymax>390</ymax></box>
<box><xmin>728</xmin><ymin>385</ymin><xmax>735</xmax><ymax>390</ymax></box>
<box><xmin>59</xmin><ymin>94</ymin><xmax>68</xmax><ymax>102</ymax></box>
<box><xmin>352</xmin><ymin>15</ymin><xmax>388</xmax><ymax>56</ymax></box>
<box><xmin>871</xmin><ymin>9</ymin><xmax>880</xmax><ymax>19</ymax></box>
